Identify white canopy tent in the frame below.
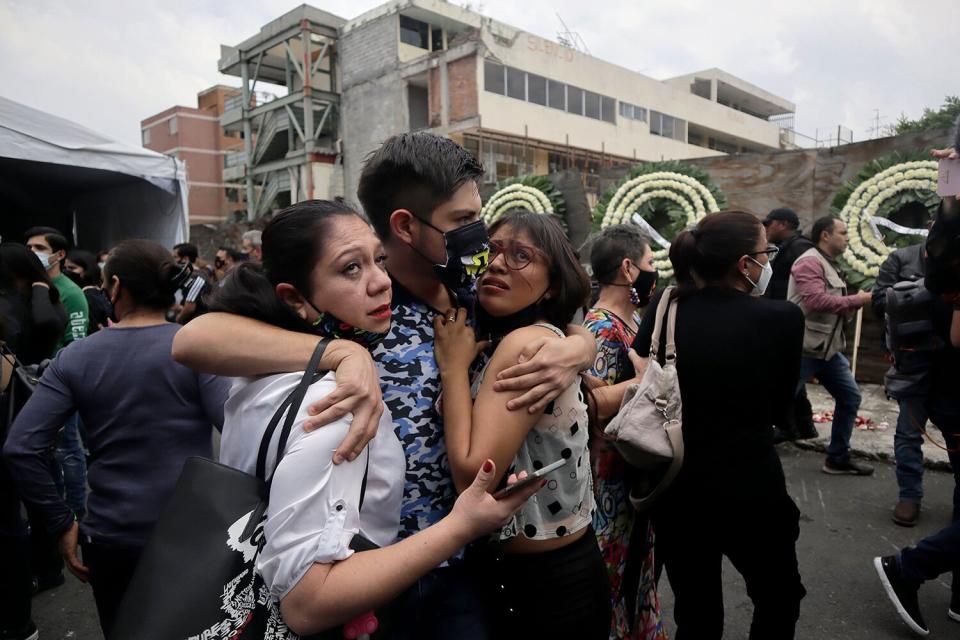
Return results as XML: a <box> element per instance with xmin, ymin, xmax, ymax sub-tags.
<box><xmin>0</xmin><ymin>96</ymin><xmax>188</xmax><ymax>251</ymax></box>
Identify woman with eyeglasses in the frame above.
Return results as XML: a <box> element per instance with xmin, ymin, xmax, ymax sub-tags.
<box><xmin>434</xmin><ymin>210</ymin><xmax>610</xmax><ymax>639</ymax></box>
<box><xmin>633</xmin><ymin>211</ymin><xmax>805</xmax><ymax>639</ymax></box>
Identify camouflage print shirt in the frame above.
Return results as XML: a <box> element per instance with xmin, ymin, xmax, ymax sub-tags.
<box><xmin>371</xmin><ymin>277</ymin><xmax>462</xmax><ymax>549</ymax></box>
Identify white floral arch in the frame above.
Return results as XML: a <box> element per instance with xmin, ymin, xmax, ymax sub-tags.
<box><xmin>838</xmin><ymin>160</ymin><xmax>938</xmax><ymax>280</ymax></box>
<box><xmin>600</xmin><ymin>171</ymin><xmax>721</xmax><ymax>278</ymax></box>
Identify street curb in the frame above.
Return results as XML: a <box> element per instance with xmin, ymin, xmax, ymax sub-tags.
<box><xmin>789</xmin><ymin>439</ymin><xmax>955</xmax><ymax>472</ymax></box>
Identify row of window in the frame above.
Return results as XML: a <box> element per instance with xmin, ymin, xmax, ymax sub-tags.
<box><xmin>484</xmin><ymin>60</ymin><xmax>617</xmax><ymax>124</ymax></box>
<box><xmin>483</xmin><ymin>60</ymin><xmax>688</xmax><ymax>143</ymax></box>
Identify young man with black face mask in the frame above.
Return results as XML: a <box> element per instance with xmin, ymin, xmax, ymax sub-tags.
<box><xmin>173</xmin><ymin>132</ymin><xmax>596</xmax><ymax>638</ymax></box>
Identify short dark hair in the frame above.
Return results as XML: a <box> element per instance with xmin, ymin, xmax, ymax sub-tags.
<box><xmin>24</xmin><ymin>226</ymin><xmax>69</xmax><ymax>253</ymax></box>
<box><xmin>810</xmin><ymin>216</ymin><xmax>838</xmax><ymax>245</ymax></box>
<box><xmin>357</xmin><ymin>132</ymin><xmax>484</xmax><ymax>240</ymax></box>
<box><xmin>103</xmin><ymin>240</ymin><xmax>183</xmax><ymax>311</ymax></box>
<box><xmin>671</xmin><ymin>210</ymin><xmax>764</xmax><ymax>285</ymax></box>
<box><xmin>487</xmin><ymin>210</ymin><xmax>590</xmax><ymax>329</ymax></box>
<box><xmin>209</xmin><ymin>200</ymin><xmax>365</xmax><ymax>332</ymax></box>
<box><xmin>174</xmin><ymin>243</ymin><xmax>199</xmax><ymax>263</ymax></box>
<box><xmin>589</xmin><ymin>224</ymin><xmax>650</xmax><ymax>285</ymax></box>
<box><xmin>217</xmin><ymin>246</ymin><xmax>244</xmax><ymax>263</ymax></box>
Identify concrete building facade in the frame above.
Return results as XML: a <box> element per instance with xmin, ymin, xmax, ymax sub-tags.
<box><xmin>220</xmin><ymin>1</ymin><xmax>797</xmax><ymax>217</ymax></box>
<box><xmin>141</xmin><ymin>85</ymin><xmax>245</xmax><ymax>224</ymax></box>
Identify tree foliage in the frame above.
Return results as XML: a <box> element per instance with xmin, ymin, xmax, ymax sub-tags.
<box><xmin>893</xmin><ymin>95</ymin><xmax>960</xmax><ymax>135</ymax></box>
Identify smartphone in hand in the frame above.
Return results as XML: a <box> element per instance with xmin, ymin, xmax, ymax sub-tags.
<box><xmin>492</xmin><ymin>457</ymin><xmax>569</xmax><ymax>500</ymax></box>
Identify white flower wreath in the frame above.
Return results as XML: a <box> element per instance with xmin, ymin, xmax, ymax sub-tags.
<box><xmin>839</xmin><ymin>160</ymin><xmax>939</xmax><ymax>279</ymax></box>
<box><xmin>600</xmin><ymin>171</ymin><xmax>721</xmax><ymax>279</ymax></box>
<box><xmin>481</xmin><ymin>183</ymin><xmax>554</xmax><ymax>224</ymax></box>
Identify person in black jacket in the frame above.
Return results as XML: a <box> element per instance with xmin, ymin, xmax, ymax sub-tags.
<box><xmin>871</xmin><ymin>243</ymin><xmax>930</xmax><ymax>527</ymax></box>
<box><xmin>0</xmin><ymin>243</ymin><xmax>67</xmax><ymax>640</ymax></box>
<box><xmin>635</xmin><ymin>211</ymin><xmax>806</xmax><ymax>639</ymax></box>
<box><xmin>763</xmin><ymin>208</ymin><xmax>817</xmax><ymax>443</ymax></box>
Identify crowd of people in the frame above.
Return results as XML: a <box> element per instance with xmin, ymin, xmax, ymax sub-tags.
<box><xmin>0</xmin><ymin>129</ymin><xmax>958</xmax><ymax>640</ymax></box>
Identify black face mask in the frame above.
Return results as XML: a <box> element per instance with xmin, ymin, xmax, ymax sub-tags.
<box><xmin>64</xmin><ymin>270</ymin><xmax>85</xmax><ymax>288</ymax></box>
<box><xmin>414</xmin><ymin>219</ymin><xmax>490</xmax><ymax>293</ymax></box>
<box><xmin>600</xmin><ymin>266</ymin><xmax>658</xmax><ymax>308</ymax></box>
<box><xmin>631</xmin><ymin>269</ymin><xmax>659</xmax><ymax>308</ymax></box>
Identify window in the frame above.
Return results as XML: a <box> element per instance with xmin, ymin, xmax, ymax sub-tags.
<box><xmin>601</xmin><ymin>96</ymin><xmax>616</xmax><ymax>123</ymax></box>
<box><xmin>506</xmin><ymin>67</ymin><xmax>526</xmax><ymax>100</ymax></box>
<box><xmin>168</xmin><ymin>117</ymin><xmax>177</xmax><ymax>136</ymax></box>
<box><xmin>480</xmin><ymin>60</ymin><xmax>615</xmax><ymax>125</ymax></box>
<box><xmin>400</xmin><ymin>15</ymin><xmax>429</xmax><ymax>49</ymax></box>
<box><xmin>431</xmin><ymin>27</ymin><xmax>444</xmax><ymax>51</ymax></box>
<box><xmin>548</xmin><ymin>80</ymin><xmax>565</xmax><ymax>110</ymax></box>
<box><xmin>649</xmin><ymin>110</ymin><xmax>686</xmax><ymax>141</ymax></box>
<box><xmin>484</xmin><ymin>60</ymin><xmax>505</xmax><ymax>95</ymax></box>
<box><xmin>527</xmin><ymin>74</ymin><xmax>547</xmax><ymax>106</ymax></box>
<box><xmin>584</xmin><ymin>91</ymin><xmax>601</xmax><ymax>120</ymax></box>
<box><xmin>142</xmin><ymin>127</ymin><xmax>151</xmax><ymax>145</ymax></box>
<box><xmin>567</xmin><ymin>86</ymin><xmax>583</xmax><ymax>115</ymax></box>
<box><xmin>619</xmin><ymin>101</ymin><xmax>648</xmax><ymax>122</ymax></box>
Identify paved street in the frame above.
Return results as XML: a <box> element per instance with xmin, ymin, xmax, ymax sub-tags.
<box><xmin>31</xmin><ymin>446</ymin><xmax>959</xmax><ymax>639</ymax></box>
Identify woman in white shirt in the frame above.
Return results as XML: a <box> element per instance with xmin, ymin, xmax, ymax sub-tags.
<box><xmin>434</xmin><ymin>210</ymin><xmax>611</xmax><ymax>639</ymax></box>
<box><xmin>213</xmin><ymin>200</ymin><xmax>540</xmax><ymax>636</ymax></box>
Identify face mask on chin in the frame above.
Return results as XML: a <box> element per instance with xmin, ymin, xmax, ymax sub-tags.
<box><xmin>411</xmin><ymin>218</ymin><xmax>490</xmax><ymax>294</ymax></box>
<box><xmin>306</xmin><ymin>300</ymin><xmax>387</xmax><ymax>349</ymax></box>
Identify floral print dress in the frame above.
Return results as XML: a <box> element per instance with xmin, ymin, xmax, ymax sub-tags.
<box><xmin>583</xmin><ymin>308</ymin><xmax>667</xmax><ymax>640</ymax></box>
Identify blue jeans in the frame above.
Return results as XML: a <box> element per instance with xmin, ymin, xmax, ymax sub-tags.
<box><xmin>52</xmin><ymin>413</ymin><xmax>87</xmax><ymax>516</ymax></box>
<box><xmin>894</xmin><ymin>397</ymin><xmax>927</xmax><ymax>504</ymax></box>
<box><xmin>797</xmin><ymin>354</ymin><xmax>861</xmax><ymax>463</ymax></box>
<box><xmin>386</xmin><ymin>563</ymin><xmax>489</xmax><ymax>640</ymax></box>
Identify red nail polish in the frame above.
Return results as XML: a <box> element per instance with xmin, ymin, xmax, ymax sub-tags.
<box><xmin>482</xmin><ymin>460</ymin><xmax>493</xmax><ymax>473</ymax></box>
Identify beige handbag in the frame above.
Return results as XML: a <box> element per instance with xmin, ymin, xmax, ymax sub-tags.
<box><xmin>604</xmin><ymin>286</ymin><xmax>684</xmax><ymax>511</ymax></box>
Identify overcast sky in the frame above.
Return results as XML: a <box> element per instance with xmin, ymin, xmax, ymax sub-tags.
<box><xmin>1</xmin><ymin>0</ymin><xmax>957</xmax><ymax>147</ymax></box>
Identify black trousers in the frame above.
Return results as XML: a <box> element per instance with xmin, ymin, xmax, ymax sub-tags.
<box><xmin>0</xmin><ymin>458</ymin><xmax>32</xmax><ymax>632</ymax></box>
<box><xmin>655</xmin><ymin>493</ymin><xmax>806</xmax><ymax>640</ymax></box>
<box><xmin>473</xmin><ymin>528</ymin><xmax>611</xmax><ymax>640</ymax></box>
<box><xmin>80</xmin><ymin>538</ymin><xmax>143</xmax><ymax>639</ymax></box>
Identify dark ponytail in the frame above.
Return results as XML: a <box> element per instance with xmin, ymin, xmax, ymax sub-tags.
<box><xmin>208</xmin><ymin>199</ymin><xmax>364</xmax><ymax>331</ymax></box>
<box><xmin>669</xmin><ymin>211</ymin><xmax>763</xmax><ymax>287</ymax></box>
<box><xmin>103</xmin><ymin>239</ymin><xmax>182</xmax><ymax>311</ymax></box>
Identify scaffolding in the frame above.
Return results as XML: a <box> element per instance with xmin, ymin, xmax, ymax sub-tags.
<box><xmin>218</xmin><ymin>6</ymin><xmax>344</xmax><ymax>219</ymax></box>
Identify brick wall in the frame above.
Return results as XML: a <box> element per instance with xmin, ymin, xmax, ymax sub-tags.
<box><xmin>447</xmin><ymin>55</ymin><xmax>477</xmax><ymax>123</ymax></box>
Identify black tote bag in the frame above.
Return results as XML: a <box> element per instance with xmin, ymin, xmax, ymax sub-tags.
<box><xmin>111</xmin><ymin>342</ymin><xmax>328</xmax><ymax>639</ymax></box>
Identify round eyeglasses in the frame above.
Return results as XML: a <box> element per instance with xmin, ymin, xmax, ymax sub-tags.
<box><xmin>488</xmin><ymin>239</ymin><xmax>544</xmax><ymax>271</ymax></box>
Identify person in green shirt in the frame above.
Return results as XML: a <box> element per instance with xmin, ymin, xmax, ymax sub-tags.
<box><xmin>25</xmin><ymin>227</ymin><xmax>88</xmax><ymax>350</ymax></box>
<box><xmin>24</xmin><ymin>226</ymin><xmax>89</xmax><ymax>594</ymax></box>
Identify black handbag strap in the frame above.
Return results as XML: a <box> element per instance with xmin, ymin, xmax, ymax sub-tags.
<box><xmin>255</xmin><ymin>340</ymin><xmax>329</xmax><ymax>482</ymax></box>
